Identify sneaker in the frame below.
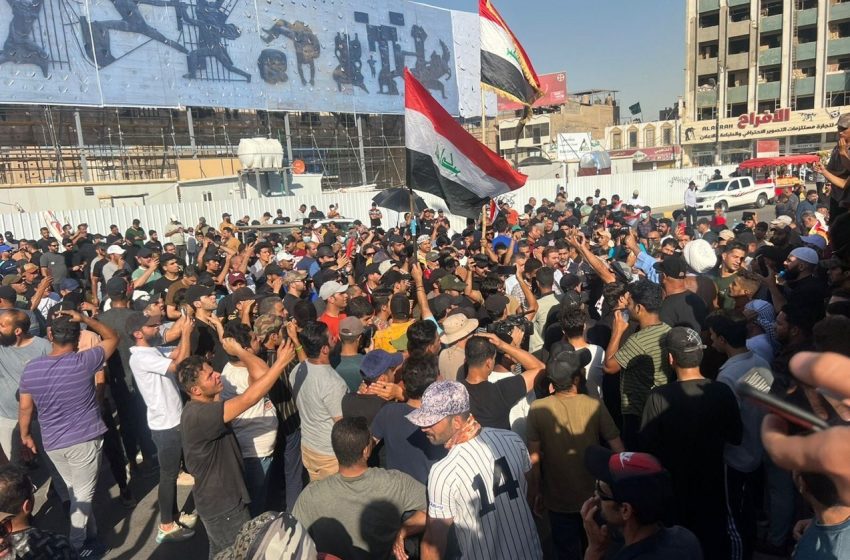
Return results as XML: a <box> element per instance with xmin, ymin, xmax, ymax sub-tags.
<box><xmin>178</xmin><ymin>511</ymin><xmax>198</xmax><ymax>529</ymax></box>
<box><xmin>79</xmin><ymin>539</ymin><xmax>108</xmax><ymax>559</ymax></box>
<box><xmin>119</xmin><ymin>487</ymin><xmax>137</xmax><ymax>508</ymax></box>
<box><xmin>156</xmin><ymin>523</ymin><xmax>195</xmax><ymax>544</ymax></box>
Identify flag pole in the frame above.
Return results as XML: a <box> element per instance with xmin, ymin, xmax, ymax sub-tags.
<box><xmin>481</xmin><ymin>203</ymin><xmax>488</xmax><ymax>253</ymax></box>
<box><xmin>481</xmin><ymin>89</ymin><xmax>487</xmax><ymax>147</ymax></box>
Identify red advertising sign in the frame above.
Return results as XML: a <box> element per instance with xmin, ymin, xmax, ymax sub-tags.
<box><xmin>756</xmin><ymin>140</ymin><xmax>781</xmax><ymax>157</ymax></box>
<box><xmin>498</xmin><ymin>72</ymin><xmax>567</xmax><ymax>111</ymax></box>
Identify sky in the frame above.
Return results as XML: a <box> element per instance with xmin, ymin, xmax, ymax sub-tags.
<box><xmin>423</xmin><ymin>0</ymin><xmax>685</xmax><ymax>120</ymax></box>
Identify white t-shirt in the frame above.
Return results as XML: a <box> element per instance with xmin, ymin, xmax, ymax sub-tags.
<box><xmin>129</xmin><ymin>346</ymin><xmax>183</xmax><ymax>431</ymax></box>
<box><xmin>581</xmin><ymin>344</ymin><xmax>606</xmax><ymax>400</ymax></box>
<box><xmin>427</xmin><ymin>428</ymin><xmax>542</xmax><ymax>560</ymax></box>
<box><xmin>220</xmin><ymin>362</ymin><xmax>278</xmax><ymax>458</ymax></box>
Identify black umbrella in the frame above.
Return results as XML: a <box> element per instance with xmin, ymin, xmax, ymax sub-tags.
<box><xmin>372</xmin><ymin>187</ymin><xmax>428</xmax><ymax>214</ymax></box>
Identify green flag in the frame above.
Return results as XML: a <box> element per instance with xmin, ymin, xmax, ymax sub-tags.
<box><xmin>629</xmin><ymin>102</ymin><xmax>642</xmax><ymax>115</ymax></box>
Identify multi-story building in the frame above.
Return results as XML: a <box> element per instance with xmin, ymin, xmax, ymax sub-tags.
<box><xmin>683</xmin><ymin>0</ymin><xmax>850</xmax><ymax>165</ymax></box>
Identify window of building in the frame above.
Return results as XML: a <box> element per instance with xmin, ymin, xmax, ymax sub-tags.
<box><xmin>628</xmin><ymin>128</ymin><xmax>638</xmax><ymax>148</ymax></box>
<box><xmin>797</xmin><ymin>0</ymin><xmax>816</xmax><ymax>8</ymax></box>
<box><xmin>699</xmin><ymin>41</ymin><xmax>719</xmax><ymax>59</ymax></box>
<box><xmin>611</xmin><ymin>131</ymin><xmax>622</xmax><ymax>150</ymax></box>
<box><xmin>728</xmin><ymin>71</ymin><xmax>749</xmax><ymax>87</ymax></box>
<box><xmin>757</xmin><ymin>99</ymin><xmax>780</xmax><ymax>113</ymax></box>
<box><xmin>759</xmin><ymin>66</ymin><xmax>781</xmax><ymax>83</ymax></box>
<box><xmin>760</xmin><ymin>0</ymin><xmax>783</xmax><ymax>17</ymax></box>
<box><xmin>662</xmin><ymin>127</ymin><xmax>673</xmax><ymax>146</ymax></box>
<box><xmin>644</xmin><ymin>127</ymin><xmax>655</xmax><ymax>148</ymax></box>
<box><xmin>500</xmin><ymin>127</ymin><xmax>516</xmax><ymax>142</ymax></box>
<box><xmin>698</xmin><ymin>107</ymin><xmax>717</xmax><ymax>120</ymax></box>
<box><xmin>699</xmin><ymin>11</ymin><xmax>719</xmax><ymax>27</ymax></box>
<box><xmin>728</xmin><ymin>37</ymin><xmax>750</xmax><ymax>55</ymax></box>
<box><xmin>797</xmin><ymin>27</ymin><xmax>818</xmax><ymax>45</ymax></box>
<box><xmin>727</xmin><ymin>103</ymin><xmax>748</xmax><ymax>118</ymax></box>
<box><xmin>698</xmin><ymin>74</ymin><xmax>718</xmax><ymax>87</ymax></box>
<box><xmin>729</xmin><ymin>5</ymin><xmax>750</xmax><ymax>22</ymax></box>
<box><xmin>826</xmin><ymin>56</ymin><xmax>850</xmax><ymax>73</ymax></box>
<box><xmin>792</xmin><ymin>63</ymin><xmax>816</xmax><ymax>79</ymax></box>
<box><xmin>759</xmin><ymin>33</ymin><xmax>781</xmax><ymax>50</ymax></box>
<box><xmin>831</xmin><ymin>22</ymin><xmax>850</xmax><ymax>40</ymax></box>
<box><xmin>827</xmin><ymin>91</ymin><xmax>850</xmax><ymax>108</ymax></box>
<box><xmin>793</xmin><ymin>96</ymin><xmax>815</xmax><ymax>110</ymax></box>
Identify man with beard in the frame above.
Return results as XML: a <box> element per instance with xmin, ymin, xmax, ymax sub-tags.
<box><xmin>713</xmin><ymin>241</ymin><xmax>747</xmax><ymax>310</ymax></box>
<box><xmin>761</xmin><ymin>247</ymin><xmax>827</xmax><ymax>314</ymax></box>
<box><xmin>128</xmin><ymin>311</ymin><xmax>198</xmax><ymax>544</ymax></box>
<box><xmin>0</xmin><ymin>310</ymin><xmax>50</xmax><ymax>463</ymax></box>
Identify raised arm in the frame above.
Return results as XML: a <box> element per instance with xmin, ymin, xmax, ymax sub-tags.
<box><xmin>222</xmin><ymin>338</ymin><xmax>296</xmax><ymax>423</ymax></box>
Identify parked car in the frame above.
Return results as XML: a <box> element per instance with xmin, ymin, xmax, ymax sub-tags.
<box><xmin>696</xmin><ymin>176</ymin><xmax>776</xmax><ymax>213</ymax></box>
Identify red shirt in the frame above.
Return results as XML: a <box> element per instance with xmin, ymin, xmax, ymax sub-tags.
<box><xmin>318</xmin><ymin>312</ymin><xmax>347</xmax><ymax>343</ymax></box>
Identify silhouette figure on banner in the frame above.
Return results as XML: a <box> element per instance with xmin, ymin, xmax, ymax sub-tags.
<box><xmin>332</xmin><ymin>32</ymin><xmax>367</xmax><ymax>93</ymax></box>
<box><xmin>177</xmin><ymin>0</ymin><xmax>250</xmax><ymax>82</ymax></box>
<box><xmin>0</xmin><ymin>0</ymin><xmax>49</xmax><ymax>76</ymax></box>
<box><xmin>406</xmin><ymin>25</ymin><xmax>451</xmax><ymax>99</ymax></box>
<box><xmin>261</xmin><ymin>19</ymin><xmax>320</xmax><ymax>86</ymax></box>
<box><xmin>81</xmin><ymin>0</ymin><xmax>187</xmax><ymax>68</ymax></box>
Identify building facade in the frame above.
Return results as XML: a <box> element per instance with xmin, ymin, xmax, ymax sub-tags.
<box><xmin>683</xmin><ymin>0</ymin><xmax>848</xmax><ymax>165</ymax></box>
<box><xmin>604</xmin><ymin>119</ymin><xmax>683</xmax><ymax>170</ymax></box>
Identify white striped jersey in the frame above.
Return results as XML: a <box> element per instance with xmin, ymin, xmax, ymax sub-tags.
<box><xmin>427</xmin><ymin>427</ymin><xmax>542</xmax><ymax>560</ymax></box>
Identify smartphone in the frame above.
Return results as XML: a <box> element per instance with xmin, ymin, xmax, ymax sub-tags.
<box><xmin>737</xmin><ymin>367</ymin><xmax>830</xmax><ymax>431</ymax></box>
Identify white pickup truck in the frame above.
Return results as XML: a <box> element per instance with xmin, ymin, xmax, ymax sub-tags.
<box><xmin>695</xmin><ymin>176</ymin><xmax>776</xmax><ymax>213</ymax></box>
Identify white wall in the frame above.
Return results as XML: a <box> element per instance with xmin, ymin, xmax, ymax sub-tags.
<box><xmin>0</xmin><ymin>165</ymin><xmax>739</xmax><ymax>239</ymax></box>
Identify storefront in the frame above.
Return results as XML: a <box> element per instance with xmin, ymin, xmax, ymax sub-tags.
<box><xmin>682</xmin><ymin>107</ymin><xmax>840</xmax><ymax>165</ymax></box>
<box><xmin>607</xmin><ymin>146</ymin><xmax>681</xmax><ymax>171</ymax></box>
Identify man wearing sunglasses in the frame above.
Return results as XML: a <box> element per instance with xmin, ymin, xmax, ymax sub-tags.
<box><xmin>581</xmin><ymin>446</ymin><xmax>702</xmax><ymax>560</ymax></box>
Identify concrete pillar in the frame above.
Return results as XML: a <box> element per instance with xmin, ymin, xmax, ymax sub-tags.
<box><xmin>356</xmin><ymin>114</ymin><xmax>368</xmax><ymax>186</ymax></box>
<box><xmin>815</xmin><ymin>0</ymin><xmax>828</xmax><ymax>108</ymax></box>
<box><xmin>186</xmin><ymin>107</ymin><xmax>197</xmax><ymax>158</ymax></box>
<box><xmin>73</xmin><ymin>110</ymin><xmax>90</xmax><ymax>182</ymax></box>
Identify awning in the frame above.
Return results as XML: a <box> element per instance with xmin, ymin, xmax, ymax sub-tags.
<box><xmin>738</xmin><ymin>154</ymin><xmax>819</xmax><ymax>169</ymax></box>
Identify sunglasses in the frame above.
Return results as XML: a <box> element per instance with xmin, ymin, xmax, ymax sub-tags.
<box><xmin>595</xmin><ymin>481</ymin><xmax>615</xmax><ymax>502</ymax></box>
<box><xmin>364</xmin><ymin>252</ymin><xmax>375</xmax><ymax>256</ymax></box>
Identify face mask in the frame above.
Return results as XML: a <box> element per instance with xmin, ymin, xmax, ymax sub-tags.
<box><xmin>640</xmin><ymin>213</ymin><xmax>648</xmax><ymax>220</ymax></box>
<box><xmin>303</xmin><ymin>236</ymin><xmax>312</xmax><ymax>243</ymax></box>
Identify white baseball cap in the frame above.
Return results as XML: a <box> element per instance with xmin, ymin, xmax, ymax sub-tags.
<box><xmin>106</xmin><ymin>245</ymin><xmax>126</xmax><ymax>255</ymax></box>
<box><xmin>276</xmin><ymin>251</ymin><xmax>295</xmax><ymax>262</ymax></box>
<box><xmin>318</xmin><ymin>280</ymin><xmax>348</xmax><ymax>300</ymax></box>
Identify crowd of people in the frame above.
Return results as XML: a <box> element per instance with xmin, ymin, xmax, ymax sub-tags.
<box><xmin>0</xmin><ymin>132</ymin><xmax>850</xmax><ymax>560</ymax></box>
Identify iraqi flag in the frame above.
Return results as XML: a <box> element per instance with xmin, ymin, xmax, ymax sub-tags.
<box><xmin>405</xmin><ymin>68</ymin><xmax>527</xmax><ymax>219</ymax></box>
<box><xmin>479</xmin><ymin>0</ymin><xmax>543</xmax><ymax>106</ymax></box>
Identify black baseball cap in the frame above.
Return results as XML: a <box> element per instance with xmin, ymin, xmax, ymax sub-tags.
<box><xmin>547</xmin><ymin>348</ymin><xmax>591</xmax><ymax>390</ymax></box>
<box><xmin>316</xmin><ymin>245</ymin><xmax>335</xmax><ymax>258</ymax></box>
<box><xmin>483</xmin><ymin>294</ymin><xmax>509</xmax><ymax>316</ymax></box>
<box><xmin>105</xmin><ymin>277</ymin><xmax>128</xmax><ymax>297</ymax></box>
<box><xmin>473</xmin><ymin>254</ymin><xmax>492</xmax><ymax>268</ymax></box>
<box><xmin>184</xmin><ymin>285</ymin><xmax>213</xmax><ymax>305</ymax></box>
<box><xmin>381</xmin><ymin>270</ymin><xmax>411</xmax><ymax>287</ymax></box>
<box><xmin>653</xmin><ymin>255</ymin><xmax>688</xmax><ymax>280</ymax></box>
<box><xmin>390</xmin><ymin>293</ymin><xmax>411</xmax><ymax>319</ymax></box>
<box><xmin>265</xmin><ymin>262</ymin><xmax>284</xmax><ymax>277</ymax></box>
<box><xmin>665</xmin><ymin>327</ymin><xmax>706</xmax><ymax>355</ymax></box>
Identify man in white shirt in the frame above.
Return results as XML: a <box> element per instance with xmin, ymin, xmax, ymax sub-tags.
<box><xmin>628</xmin><ymin>190</ymin><xmax>645</xmax><ymax>210</ymax></box>
<box><xmin>128</xmin><ymin>311</ymin><xmax>198</xmax><ymax>544</ymax></box>
<box><xmin>684</xmin><ymin>181</ymin><xmax>699</xmax><ymax>228</ymax></box>
<box><xmin>411</xmin><ymin>381</ymin><xmax>543</xmax><ymax>560</ymax></box>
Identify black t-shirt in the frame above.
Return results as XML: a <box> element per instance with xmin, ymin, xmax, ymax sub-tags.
<box><xmin>181</xmin><ymin>400</ymin><xmax>250</xmax><ymax>517</ymax></box>
<box><xmin>612</xmin><ymin>526</ymin><xmax>703</xmax><ymax>560</ymax></box>
<box><xmin>461</xmin><ymin>375</ymin><xmax>527</xmax><ymax>430</ymax></box>
<box><xmin>36</xmin><ymin>238</ymin><xmax>52</xmax><ymax>253</ymax></box>
<box><xmin>92</xmin><ymin>258</ymin><xmax>107</xmax><ymax>282</ymax></box>
<box><xmin>659</xmin><ymin>291</ymin><xmax>708</xmax><ymax>332</ymax></box>
<box><xmin>283</xmin><ymin>293</ymin><xmax>302</xmax><ymax>317</ymax></box>
<box><xmin>191</xmin><ymin>321</ymin><xmax>228</xmax><ymax>371</ymax></box>
<box><xmin>151</xmin><ymin>275</ymin><xmax>179</xmax><ymax>296</ymax></box>
<box><xmin>370</xmin><ymin>402</ymin><xmax>448</xmax><ymax>485</ymax></box>
<box><xmin>639</xmin><ymin>379</ymin><xmax>742</xmax><ymax>530</ymax></box>
<box><xmin>341</xmin><ymin>393</ymin><xmax>386</xmax><ymax>427</ymax></box>
<box><xmin>106</xmin><ymin>233</ymin><xmax>124</xmax><ymax>245</ymax></box>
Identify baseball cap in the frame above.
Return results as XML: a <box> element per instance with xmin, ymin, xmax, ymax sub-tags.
<box><xmin>253</xmin><ymin>314</ymin><xmax>284</xmax><ymax>339</ymax></box>
<box><xmin>222</xmin><ymin>212</ymin><xmax>231</xmax><ymax>218</ymax></box>
<box><xmin>360</xmin><ymin>350</ymin><xmax>404</xmax><ymax>380</ymax></box>
<box><xmin>439</xmin><ymin>275</ymin><xmax>466</xmax><ymax>292</ymax></box>
<box><xmin>227</xmin><ymin>272</ymin><xmax>247</xmax><ymax>285</ymax></box>
<box><xmin>585</xmin><ymin>446</ymin><xmax>672</xmax><ymax>524</ymax></box>
<box><xmin>547</xmin><ymin>348</ymin><xmax>592</xmax><ymax>390</ymax></box>
<box><xmin>136</xmin><ymin>247</ymin><xmax>153</xmax><ymax>258</ymax></box>
<box><xmin>682</xmin><ymin>239</ymin><xmax>716</xmax><ymax>274</ymax></box>
<box><xmin>653</xmin><ymin>255</ymin><xmax>688</xmax><ymax>279</ymax></box>
<box><xmin>665</xmin><ymin>327</ymin><xmax>706</xmax><ymax>355</ymax></box>
<box><xmin>105</xmin><ymin>277</ymin><xmax>128</xmax><ymax>297</ymax></box>
<box><xmin>718</xmin><ymin>229</ymin><xmax>735</xmax><ymax>241</ymax></box>
<box><xmin>742</xmin><ymin>211</ymin><xmax>756</xmax><ymax>221</ymax></box>
<box><xmin>0</xmin><ymin>274</ymin><xmax>21</xmax><ymax>286</ymax></box>
<box><xmin>426</xmin><ymin>250</ymin><xmax>440</xmax><ymax>262</ymax></box>
<box><xmin>106</xmin><ymin>245</ymin><xmax>126</xmax><ymax>255</ymax></box>
<box><xmin>0</xmin><ymin>245</ymin><xmax>12</xmax><ymax>253</ymax></box>
<box><xmin>472</xmin><ymin>254</ymin><xmax>491</xmax><ymax>268</ymax></box>
<box><xmin>0</xmin><ymin>286</ymin><xmax>15</xmax><ymax>302</ymax></box>
<box><xmin>389</xmin><ymin>293</ymin><xmax>410</xmax><ymax>319</ymax></box>
<box><xmin>790</xmin><ymin>246</ymin><xmax>819</xmax><ymax>265</ymax></box>
<box><xmin>429</xmin><ymin>294</ymin><xmax>456</xmax><ymax>319</ymax></box>
<box><xmin>511</xmin><ymin>225</ymin><xmax>523</xmax><ymax>232</ymax></box>
<box><xmin>839</xmin><ymin>113</ymin><xmax>850</xmax><ymax>130</ymax></box>
<box><xmin>440</xmin><ymin>314</ymin><xmax>479</xmax><ymax>344</ymax></box>
<box><xmin>339</xmin><ymin>316</ymin><xmax>365</xmax><ymax>339</ymax></box>
<box><xmin>318</xmin><ymin>280</ymin><xmax>347</xmax><ymax>300</ymax></box>
<box><xmin>230</xmin><ymin>287</ymin><xmax>257</xmax><ymax>304</ymax></box>
<box><xmin>364</xmin><ymin>262</ymin><xmax>382</xmax><ymax>277</ymax></box>
<box><xmin>125</xmin><ymin>311</ymin><xmax>161</xmax><ymax>337</ymax></box>
<box><xmin>800</xmin><ymin>235</ymin><xmax>827</xmax><ymax>251</ymax></box>
<box><xmin>416</xmin><ymin>235</ymin><xmax>430</xmax><ymax>245</ymax></box>
<box><xmin>388</xmin><ymin>235</ymin><xmax>404</xmax><ymax>245</ymax></box>
<box><xmin>316</xmin><ymin>245</ymin><xmax>335</xmax><ymax>258</ymax></box>
<box><xmin>276</xmin><ymin>251</ymin><xmax>295</xmax><ymax>262</ymax></box>
<box><xmin>184</xmin><ymin>285</ymin><xmax>213</xmax><ymax>305</ymax></box>
<box><xmin>406</xmin><ymin>380</ymin><xmax>471</xmax><ymax>427</ymax></box>
<box><xmin>483</xmin><ymin>294</ymin><xmax>509</xmax><ymax>317</ymax></box>
<box><xmin>59</xmin><ymin>278</ymin><xmax>80</xmax><ymax>292</ymax></box>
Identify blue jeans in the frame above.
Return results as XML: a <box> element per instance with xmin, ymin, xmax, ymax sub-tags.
<box><xmin>243</xmin><ymin>455</ymin><xmax>273</xmax><ymax>517</ymax></box>
<box><xmin>549</xmin><ymin>511</ymin><xmax>585</xmax><ymax>560</ymax></box>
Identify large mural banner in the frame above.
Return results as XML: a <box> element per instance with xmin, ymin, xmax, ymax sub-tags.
<box><xmin>0</xmin><ymin>0</ymin><xmax>472</xmax><ymax>114</ymax></box>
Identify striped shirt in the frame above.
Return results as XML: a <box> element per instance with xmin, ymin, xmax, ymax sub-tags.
<box><xmin>427</xmin><ymin>428</ymin><xmax>542</xmax><ymax>560</ymax></box>
<box><xmin>614</xmin><ymin>323</ymin><xmax>672</xmax><ymax>417</ymax></box>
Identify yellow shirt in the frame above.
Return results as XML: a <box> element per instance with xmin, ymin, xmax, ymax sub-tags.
<box><xmin>372</xmin><ymin>320</ymin><xmax>414</xmax><ymax>353</ymax></box>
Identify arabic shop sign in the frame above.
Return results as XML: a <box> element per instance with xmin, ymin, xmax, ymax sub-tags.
<box><xmin>681</xmin><ymin>108</ymin><xmax>841</xmax><ymax>145</ymax></box>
